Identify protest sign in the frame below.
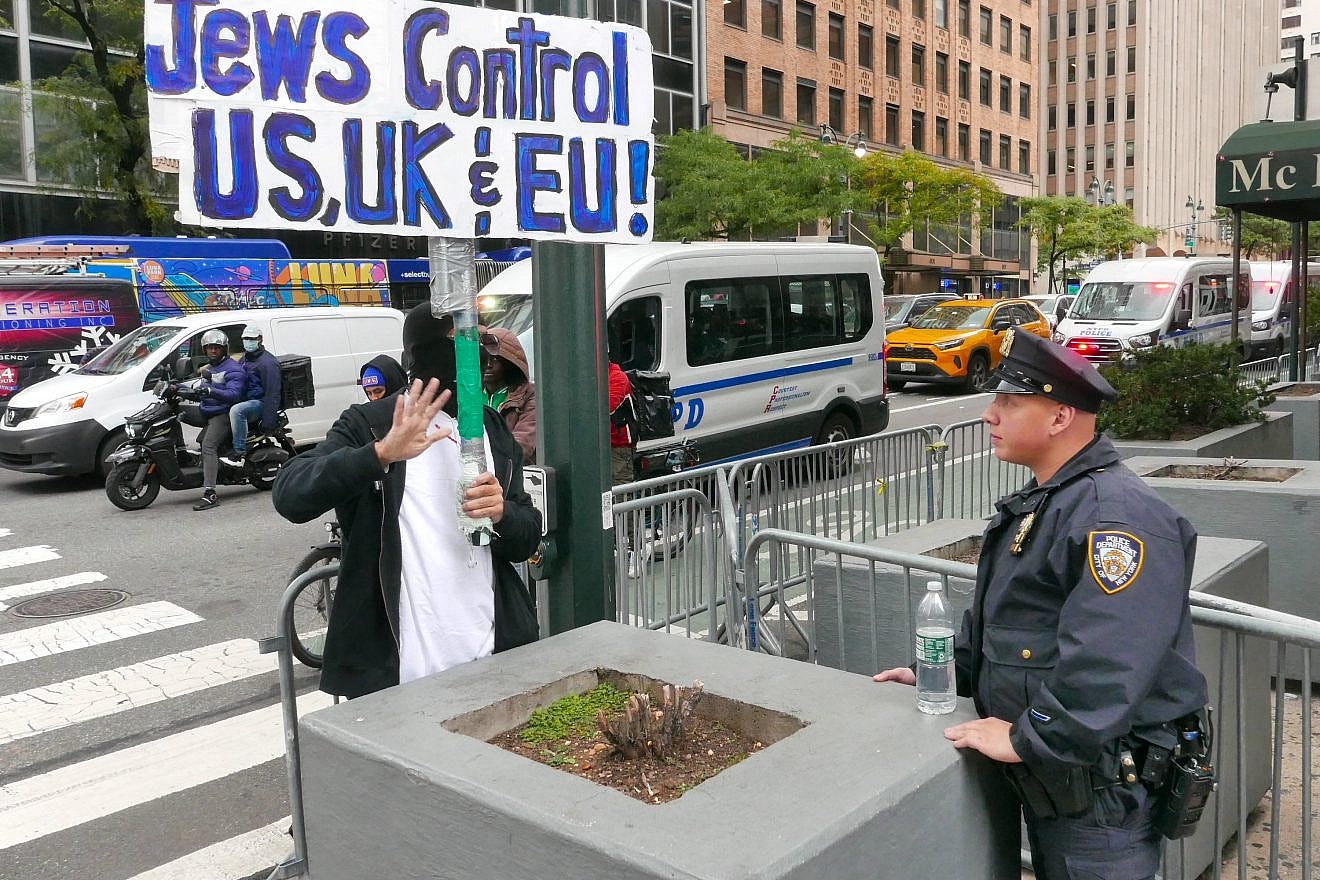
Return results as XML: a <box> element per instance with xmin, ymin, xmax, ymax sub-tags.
<box><xmin>144</xmin><ymin>0</ymin><xmax>655</xmax><ymax>243</ymax></box>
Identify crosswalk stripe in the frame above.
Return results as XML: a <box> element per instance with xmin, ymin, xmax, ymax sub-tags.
<box><xmin>125</xmin><ymin>817</ymin><xmax>293</xmax><ymax>880</ymax></box>
<box><xmin>0</xmin><ymin>637</ymin><xmax>274</xmax><ymax>744</ymax></box>
<box><xmin>0</xmin><ymin>544</ymin><xmax>60</xmax><ymax>571</ymax></box>
<box><xmin>0</xmin><ymin>601</ymin><xmax>202</xmax><ymax>667</ymax></box>
<box><xmin>0</xmin><ymin>691</ymin><xmax>334</xmax><ymax>851</ymax></box>
<box><xmin>0</xmin><ymin>528</ymin><xmax>13</xmax><ymax>539</ymax></box>
<box><xmin>0</xmin><ymin>571</ymin><xmax>110</xmax><ymax>611</ymax></box>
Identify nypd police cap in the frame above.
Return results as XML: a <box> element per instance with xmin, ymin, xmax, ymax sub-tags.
<box><xmin>985</xmin><ymin>330</ymin><xmax>1117</xmax><ymax>413</ymax></box>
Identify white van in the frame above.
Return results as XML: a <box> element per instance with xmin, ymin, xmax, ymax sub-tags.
<box><xmin>477</xmin><ymin>241</ymin><xmax>888</xmax><ymax>471</ymax></box>
<box><xmin>1247</xmin><ymin>261</ymin><xmax>1320</xmax><ymax>359</ymax></box>
<box><xmin>0</xmin><ymin>307</ymin><xmax>403</xmax><ymax>476</ymax></box>
<box><xmin>1054</xmin><ymin>257</ymin><xmax>1251</xmax><ymax>364</ymax></box>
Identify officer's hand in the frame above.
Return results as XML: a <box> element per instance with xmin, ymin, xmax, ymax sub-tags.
<box><xmin>943</xmin><ymin>717</ymin><xmax>1022</xmax><ymax>763</ymax></box>
<box><xmin>374</xmin><ymin>379</ymin><xmax>452</xmax><ymax>467</ymax></box>
<box><xmin>462</xmin><ymin>471</ymin><xmax>505</xmax><ymax>524</ymax></box>
<box><xmin>872</xmin><ymin>667</ymin><xmax>916</xmax><ymax>686</ymax></box>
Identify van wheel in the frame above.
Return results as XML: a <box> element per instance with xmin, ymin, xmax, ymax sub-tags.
<box><xmin>96</xmin><ymin>429</ymin><xmax>129</xmax><ymax>478</ymax></box>
<box><xmin>814</xmin><ymin>411</ymin><xmax>858</xmax><ymax>477</ymax></box>
<box><xmin>964</xmin><ymin>354</ymin><xmax>990</xmax><ymax>393</ymax></box>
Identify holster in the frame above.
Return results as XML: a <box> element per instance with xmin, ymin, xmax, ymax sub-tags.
<box><xmin>1005</xmin><ymin>763</ymin><xmax>1094</xmax><ymax>820</ymax></box>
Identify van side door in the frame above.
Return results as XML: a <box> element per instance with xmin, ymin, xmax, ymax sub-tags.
<box><xmin>1193</xmin><ymin>271</ymin><xmax>1231</xmax><ymax>343</ymax></box>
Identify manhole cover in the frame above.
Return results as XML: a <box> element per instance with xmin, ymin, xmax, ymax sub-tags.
<box><xmin>9</xmin><ymin>589</ymin><xmax>129</xmax><ymax>619</ymax></box>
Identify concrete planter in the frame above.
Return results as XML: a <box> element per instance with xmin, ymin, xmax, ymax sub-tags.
<box><xmin>300</xmin><ymin>622</ymin><xmax>1019</xmax><ymax>880</ymax></box>
<box><xmin>1107</xmin><ymin>411</ymin><xmax>1293</xmax><ymax>460</ymax></box>
<box><xmin>1263</xmin><ymin>382</ymin><xmax>1320</xmax><ymax>460</ymax></box>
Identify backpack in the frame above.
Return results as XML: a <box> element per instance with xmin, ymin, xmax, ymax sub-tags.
<box><xmin>611</xmin><ymin>369</ymin><xmax>675</xmax><ymax>443</ymax></box>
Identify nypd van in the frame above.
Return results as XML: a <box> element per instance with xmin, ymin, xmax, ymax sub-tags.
<box><xmin>477</xmin><ymin>242</ymin><xmax>889</xmax><ymax>471</ymax></box>
<box><xmin>1054</xmin><ymin>257</ymin><xmax>1251</xmax><ymax>364</ymax></box>
<box><xmin>1247</xmin><ymin>261</ymin><xmax>1320</xmax><ymax>359</ymax></box>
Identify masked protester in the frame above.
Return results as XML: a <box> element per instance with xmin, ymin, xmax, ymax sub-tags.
<box><xmin>181</xmin><ymin>329</ymin><xmax>246</xmax><ymax>511</ymax></box>
<box><xmin>360</xmin><ymin>354</ymin><xmax>406</xmax><ymax>401</ymax></box>
<box><xmin>273</xmin><ymin>303</ymin><xmax>540</xmax><ymax>699</ymax></box>
<box><xmin>222</xmin><ymin>325</ymin><xmax>282</xmax><ymax>468</ymax></box>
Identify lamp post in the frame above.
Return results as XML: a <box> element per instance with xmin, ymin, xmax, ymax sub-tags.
<box><xmin>820</xmin><ymin>124</ymin><xmax>868</xmax><ymax>242</ymax></box>
<box><xmin>1184</xmin><ymin>195</ymin><xmax>1203</xmax><ymax>256</ymax></box>
<box><xmin>1088</xmin><ymin>177</ymin><xmax>1115</xmax><ymax>206</ymax></box>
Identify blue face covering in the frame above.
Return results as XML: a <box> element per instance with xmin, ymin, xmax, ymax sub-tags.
<box><xmin>243</xmin><ymin>339</ymin><xmax>260</xmax><ymax>353</ymax></box>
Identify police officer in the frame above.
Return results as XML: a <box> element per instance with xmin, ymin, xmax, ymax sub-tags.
<box><xmin>875</xmin><ymin>330</ymin><xmax>1207</xmax><ymax>880</ymax></box>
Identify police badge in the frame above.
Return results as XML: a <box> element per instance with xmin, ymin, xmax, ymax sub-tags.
<box><xmin>1088</xmin><ymin>530</ymin><xmax>1145</xmax><ymax>594</ymax></box>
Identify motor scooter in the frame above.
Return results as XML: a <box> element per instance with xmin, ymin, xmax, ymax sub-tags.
<box><xmin>105</xmin><ymin>361</ymin><xmax>296</xmax><ymax>511</ymax></box>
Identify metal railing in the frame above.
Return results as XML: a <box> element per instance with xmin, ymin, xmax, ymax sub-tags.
<box><xmin>739</xmin><ymin>527</ymin><xmax>1319</xmax><ymax>880</ymax></box>
<box><xmin>930</xmin><ymin>418</ymin><xmax>1032</xmax><ymax>521</ymax></box>
<box><xmin>1239</xmin><ymin>346</ymin><xmax>1320</xmax><ymax>389</ymax></box>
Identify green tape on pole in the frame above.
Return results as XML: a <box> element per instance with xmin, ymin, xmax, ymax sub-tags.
<box><xmin>454</xmin><ymin>326</ymin><xmax>484</xmax><ymax>440</ymax></box>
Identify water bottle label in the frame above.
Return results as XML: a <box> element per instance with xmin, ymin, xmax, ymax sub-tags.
<box><xmin>916</xmin><ymin>633</ymin><xmax>953</xmax><ymax>664</ymax></box>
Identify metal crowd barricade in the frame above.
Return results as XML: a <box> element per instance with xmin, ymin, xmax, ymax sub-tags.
<box><xmin>1238</xmin><ymin>354</ymin><xmax>1285</xmax><ymax>389</ymax></box>
<box><xmin>931</xmin><ymin>418</ymin><xmax>1031</xmax><ymax>521</ymax></box>
<box><xmin>740</xmin><ymin>527</ymin><xmax>1319</xmax><ymax>880</ymax></box>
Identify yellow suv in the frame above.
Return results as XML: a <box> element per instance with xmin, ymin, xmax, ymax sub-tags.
<box><xmin>885</xmin><ymin>298</ymin><xmax>1051</xmax><ymax>392</ymax></box>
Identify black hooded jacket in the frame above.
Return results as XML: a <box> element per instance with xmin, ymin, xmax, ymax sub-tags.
<box><xmin>359</xmin><ymin>353</ymin><xmax>407</xmax><ymax>397</ymax></box>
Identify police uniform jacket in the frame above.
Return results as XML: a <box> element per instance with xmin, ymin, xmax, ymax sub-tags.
<box><xmin>955</xmin><ymin>434</ymin><xmax>1207</xmax><ymax>784</ymax></box>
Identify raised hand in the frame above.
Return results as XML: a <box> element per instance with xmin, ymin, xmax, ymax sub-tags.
<box><xmin>373</xmin><ymin>379</ymin><xmax>453</xmax><ymax>467</ymax></box>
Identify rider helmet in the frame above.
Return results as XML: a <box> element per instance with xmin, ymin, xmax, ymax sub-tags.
<box><xmin>200</xmin><ymin>329</ymin><xmax>228</xmax><ymax>351</ymax></box>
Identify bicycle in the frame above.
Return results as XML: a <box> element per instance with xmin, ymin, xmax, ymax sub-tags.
<box><xmin>286</xmin><ymin>521</ymin><xmax>341</xmax><ymax>668</ymax></box>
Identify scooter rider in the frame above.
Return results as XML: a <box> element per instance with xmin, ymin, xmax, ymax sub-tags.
<box><xmin>180</xmin><ymin>329</ymin><xmax>245</xmax><ymax>511</ymax></box>
<box><xmin>221</xmin><ymin>325</ymin><xmax>282</xmax><ymax>468</ymax></box>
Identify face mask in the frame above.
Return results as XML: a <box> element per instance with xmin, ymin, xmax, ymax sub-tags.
<box><xmin>243</xmin><ymin>340</ymin><xmax>260</xmax><ymax>353</ymax></box>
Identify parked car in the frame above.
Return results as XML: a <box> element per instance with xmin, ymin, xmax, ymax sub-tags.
<box><xmin>883</xmin><ymin>293</ymin><xmax>957</xmax><ymax>334</ymax></box>
<box><xmin>1023</xmin><ymin>294</ymin><xmax>1075</xmax><ymax>329</ymax></box>
<box><xmin>885</xmin><ymin>298</ymin><xmax>1052</xmax><ymax>392</ymax></box>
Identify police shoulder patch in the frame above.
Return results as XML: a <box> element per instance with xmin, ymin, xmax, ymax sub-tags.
<box><xmin>1087</xmin><ymin>530</ymin><xmax>1145</xmax><ymax>594</ymax></box>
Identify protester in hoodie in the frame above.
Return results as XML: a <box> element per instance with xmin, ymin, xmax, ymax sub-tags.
<box><xmin>482</xmin><ymin>328</ymin><xmax>537</xmax><ymax>465</ymax></box>
<box><xmin>360</xmin><ymin>354</ymin><xmax>407</xmax><ymax>401</ymax></box>
<box><xmin>222</xmin><ymin>325</ymin><xmax>282</xmax><ymax>468</ymax></box>
<box><xmin>272</xmin><ymin>303</ymin><xmax>540</xmax><ymax>699</ymax></box>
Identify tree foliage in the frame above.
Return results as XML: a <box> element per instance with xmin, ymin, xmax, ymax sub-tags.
<box><xmin>852</xmin><ymin>149</ymin><xmax>1001</xmax><ymax>260</ymax></box>
<box><xmin>1017</xmin><ymin>196</ymin><xmax>1157</xmax><ymax>296</ymax></box>
<box><xmin>654</xmin><ymin>128</ymin><xmax>855</xmax><ymax>240</ymax></box>
<box><xmin>29</xmin><ymin>0</ymin><xmax>171</xmax><ymax>233</ymax></box>
<box><xmin>1207</xmin><ymin>207</ymin><xmax>1320</xmax><ymax>260</ymax></box>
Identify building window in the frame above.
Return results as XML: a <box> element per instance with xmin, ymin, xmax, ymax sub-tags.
<box><xmin>1106</xmin><ymin>49</ymin><xmax>1116</xmax><ymax>76</ymax></box>
<box><xmin>1084</xmin><ymin>144</ymin><xmax>1094</xmax><ymax>172</ymax></box>
<box><xmin>762</xmin><ymin>0</ymin><xmax>782</xmax><ymax>38</ymax></box>
<box><xmin>999</xmin><ymin>75</ymin><xmax>1011</xmax><ymax>112</ymax></box>
<box><xmin>858</xmin><ymin>24</ymin><xmax>873</xmax><ymax>68</ymax></box>
<box><xmin>886</xmin><ymin>36</ymin><xmax>901</xmax><ymax>78</ymax></box>
<box><xmin>724</xmin><ymin>58</ymin><xmax>747</xmax><ymax>110</ymax></box>
<box><xmin>957</xmin><ymin>123</ymin><xmax>970</xmax><ymax>160</ymax></box>
<box><xmin>1000</xmin><ymin>15</ymin><xmax>1013</xmax><ymax>53</ymax></box>
<box><xmin>999</xmin><ymin>133</ymin><xmax>1012</xmax><ymax>169</ymax></box>
<box><xmin>1047</xmin><ymin>149</ymin><xmax>1056</xmax><ymax>175</ymax></box>
<box><xmin>912</xmin><ymin>110</ymin><xmax>926</xmax><ymax>151</ymax></box>
<box><xmin>828</xmin><ymin>13</ymin><xmax>844</xmax><ymax>60</ymax></box>
<box><xmin>1126</xmin><ymin>93</ymin><xmax>1135</xmax><ymax>119</ymax></box>
<box><xmin>858</xmin><ymin>95</ymin><xmax>873</xmax><ymax>139</ymax></box>
<box><xmin>936</xmin><ymin>52</ymin><xmax>949</xmax><ymax>93</ymax></box>
<box><xmin>934</xmin><ymin>0</ymin><xmax>948</xmax><ymax>29</ymax></box>
<box><xmin>762</xmin><ymin>68</ymin><xmax>783</xmax><ymax>117</ymax></box>
<box><xmin>913</xmin><ymin>45</ymin><xmax>926</xmax><ymax>83</ymax></box>
<box><xmin>913</xmin><ymin>0</ymin><xmax>926</xmax><ymax>20</ymax></box>
<box><xmin>724</xmin><ymin>0</ymin><xmax>746</xmax><ymax>27</ymax></box>
<box><xmin>1048</xmin><ymin>13</ymin><xmax>1057</xmax><ymax>40</ymax></box>
<box><xmin>796</xmin><ymin>1</ymin><xmax>815</xmax><ymax>50</ymax></box>
<box><xmin>1067</xmin><ymin>9</ymin><xmax>1076</xmax><ymax>37</ymax></box>
<box><xmin>1086</xmin><ymin>53</ymin><xmax>1095</xmax><ymax>79</ymax></box>
<box><xmin>1125</xmin><ymin>140</ymin><xmax>1134</xmax><ymax>167</ymax></box>
<box><xmin>1019</xmin><ymin>83</ymin><xmax>1031</xmax><ymax>118</ymax></box>
<box><xmin>1066</xmin><ymin>102</ymin><xmax>1076</xmax><ymax>127</ymax></box>
<box><xmin>935</xmin><ymin>116</ymin><xmax>949</xmax><ymax>155</ymax></box>
<box><xmin>1283</xmin><ymin>15</ymin><xmax>1301</xmax><ymax>29</ymax></box>
<box><xmin>1127</xmin><ymin>0</ymin><xmax>1136</xmax><ymax>25</ymax></box>
<box><xmin>958</xmin><ymin>60</ymin><xmax>970</xmax><ymax>99</ymax></box>
<box><xmin>1020</xmin><ymin>25</ymin><xmax>1031</xmax><ymax>61</ymax></box>
<box><xmin>886</xmin><ymin>0</ymin><xmax>898</xmax><ymax>7</ymax></box>
<box><xmin>1125</xmin><ymin>186</ymin><xmax>1134</xmax><ymax>208</ymax></box>
<box><xmin>1018</xmin><ymin>140</ymin><xmax>1030</xmax><ymax>175</ymax></box>
<box><xmin>1066</xmin><ymin>146</ymin><xmax>1075</xmax><ymax>173</ymax></box>
<box><xmin>979</xmin><ymin>6</ymin><xmax>992</xmax><ymax>44</ymax></box>
<box><xmin>828</xmin><ymin>87</ymin><xmax>844</xmax><ymax>129</ymax></box>
<box><xmin>958</xmin><ymin>0</ymin><xmax>970</xmax><ymax>38</ymax></box>
<box><xmin>1105</xmin><ymin>142</ymin><xmax>1115</xmax><ymax>170</ymax></box>
<box><xmin>1047</xmin><ymin>105</ymin><xmax>1056</xmax><ymax>130</ymax></box>
<box><xmin>1105</xmin><ymin>95</ymin><xmax>1115</xmax><ymax>122</ymax></box>
<box><xmin>1127</xmin><ymin>45</ymin><xmax>1136</xmax><ymax>72</ymax></box>
<box><xmin>1067</xmin><ymin>58</ymin><xmax>1076</xmax><ymax>82</ymax></box>
<box><xmin>979</xmin><ymin>128</ymin><xmax>992</xmax><ymax>165</ymax></box>
<box><xmin>979</xmin><ymin>67</ymin><xmax>992</xmax><ymax>105</ymax></box>
<box><xmin>1312</xmin><ymin>32</ymin><xmax>1320</xmax><ymax>45</ymax></box>
<box><xmin>1049</xmin><ymin>63</ymin><xmax>1056</xmax><ymax>86</ymax></box>
<box><xmin>1087</xmin><ymin>5</ymin><xmax>1096</xmax><ymax>33</ymax></box>
<box><xmin>1086</xmin><ymin>100</ymin><xmax>1095</xmax><ymax>126</ymax></box>
<box><xmin>1107</xmin><ymin>2</ymin><xmax>1116</xmax><ymax>29</ymax></box>
<box><xmin>885</xmin><ymin>103</ymin><xmax>901</xmax><ymax>146</ymax></box>
<box><xmin>796</xmin><ymin>77</ymin><xmax>816</xmax><ymax>124</ymax></box>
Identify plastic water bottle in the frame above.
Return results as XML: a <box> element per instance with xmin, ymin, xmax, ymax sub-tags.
<box><xmin>915</xmin><ymin>580</ymin><xmax>957</xmax><ymax>715</ymax></box>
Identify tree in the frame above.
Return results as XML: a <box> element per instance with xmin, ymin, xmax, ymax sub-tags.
<box><xmin>1017</xmin><ymin>196</ymin><xmax>1155</xmax><ymax>296</ymax></box>
<box><xmin>851</xmin><ymin>149</ymin><xmax>1002</xmax><ymax>264</ymax></box>
<box><xmin>29</xmin><ymin>0</ymin><xmax>170</xmax><ymax>233</ymax></box>
<box><xmin>1211</xmin><ymin>207</ymin><xmax>1289</xmax><ymax>259</ymax></box>
<box><xmin>1085</xmin><ymin>203</ymin><xmax>1158</xmax><ymax>260</ymax></box>
<box><xmin>654</xmin><ymin>128</ymin><xmax>856</xmax><ymax>240</ymax></box>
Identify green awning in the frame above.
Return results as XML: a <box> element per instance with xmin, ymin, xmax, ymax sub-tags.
<box><xmin>1216</xmin><ymin>120</ymin><xmax>1320</xmax><ymax>221</ymax></box>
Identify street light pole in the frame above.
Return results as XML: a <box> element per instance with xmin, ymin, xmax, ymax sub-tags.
<box><xmin>819</xmin><ymin>124</ymin><xmax>868</xmax><ymax>242</ymax></box>
<box><xmin>1184</xmin><ymin>195</ymin><xmax>1203</xmax><ymax>256</ymax></box>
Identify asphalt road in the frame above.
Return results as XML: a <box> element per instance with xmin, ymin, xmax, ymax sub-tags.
<box><xmin>0</xmin><ymin>385</ymin><xmax>990</xmax><ymax>880</ymax></box>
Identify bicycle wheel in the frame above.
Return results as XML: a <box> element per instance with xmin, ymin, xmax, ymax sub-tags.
<box><xmin>286</xmin><ymin>545</ymin><xmax>340</xmax><ymax>668</ymax></box>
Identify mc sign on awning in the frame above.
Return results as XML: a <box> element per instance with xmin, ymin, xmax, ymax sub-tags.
<box><xmin>1216</xmin><ymin>119</ymin><xmax>1320</xmax><ymax>222</ymax></box>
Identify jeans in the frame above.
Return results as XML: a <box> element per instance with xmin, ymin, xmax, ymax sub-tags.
<box><xmin>228</xmin><ymin>399</ymin><xmax>263</xmax><ymax>455</ymax></box>
<box><xmin>181</xmin><ymin>406</ymin><xmax>231</xmax><ymax>491</ymax></box>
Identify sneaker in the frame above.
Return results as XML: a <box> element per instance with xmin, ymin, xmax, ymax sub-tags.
<box><xmin>219</xmin><ymin>453</ymin><xmax>244</xmax><ymax>468</ymax></box>
<box><xmin>192</xmin><ymin>490</ymin><xmax>219</xmax><ymax>511</ymax></box>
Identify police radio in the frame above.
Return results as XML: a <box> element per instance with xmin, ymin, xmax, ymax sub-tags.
<box><xmin>1152</xmin><ymin>710</ymin><xmax>1218</xmax><ymax>840</ymax></box>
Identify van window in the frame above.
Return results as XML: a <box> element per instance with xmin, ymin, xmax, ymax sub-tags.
<box><xmin>783</xmin><ymin>273</ymin><xmax>874</xmax><ymax>350</ymax></box>
<box><xmin>159</xmin><ymin>323</ymin><xmax>247</xmax><ymax>379</ymax></box>
<box><xmin>1072</xmin><ymin>281</ymin><xmax>1176</xmax><ymax>321</ymax></box>
<box><xmin>685</xmin><ymin>278</ymin><xmax>779</xmax><ymax>366</ymax></box>
<box><xmin>608</xmin><ymin>296</ymin><xmax>662</xmax><ymax>372</ymax></box>
<box><xmin>1196</xmin><ymin>274</ymin><xmax>1231</xmax><ymax>318</ymax></box>
<box><xmin>79</xmin><ymin>324</ymin><xmax>183</xmax><ymax>377</ymax></box>
<box><xmin>839</xmin><ymin>275</ymin><xmax>872</xmax><ymax>338</ymax></box>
